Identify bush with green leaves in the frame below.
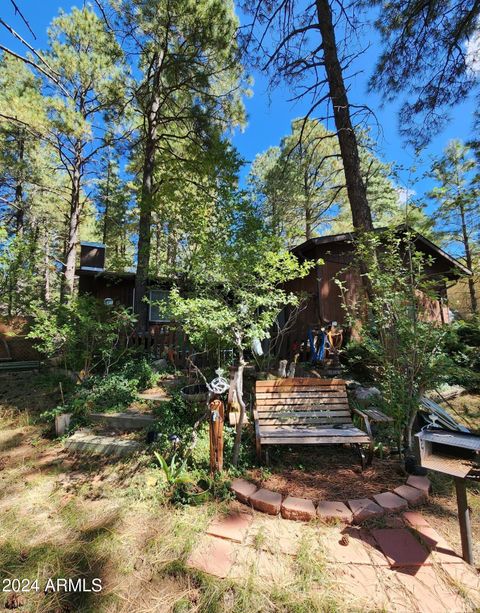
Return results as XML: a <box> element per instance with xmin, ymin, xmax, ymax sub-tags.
<box><xmin>339</xmin><ymin>229</ymin><xmax>450</xmax><ymax>453</ymax></box>
<box><xmin>443</xmin><ymin>320</ymin><xmax>480</xmax><ymax>391</ymax></box>
<box><xmin>167</xmin><ymin>197</ymin><xmax>314</xmax><ymax>465</ymax></box>
<box><xmin>27</xmin><ymin>295</ymin><xmax>137</xmax><ymax>375</ymax></box>
<box><xmin>77</xmin><ymin>373</ymin><xmax>138</xmax><ymax>412</ymax></box>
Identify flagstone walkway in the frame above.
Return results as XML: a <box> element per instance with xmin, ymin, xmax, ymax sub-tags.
<box><xmin>187</xmin><ymin>505</ymin><xmax>480</xmax><ymax>612</ymax></box>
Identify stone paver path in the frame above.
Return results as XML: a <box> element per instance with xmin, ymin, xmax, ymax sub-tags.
<box><xmin>187</xmin><ymin>504</ymin><xmax>480</xmax><ymax>612</ymax></box>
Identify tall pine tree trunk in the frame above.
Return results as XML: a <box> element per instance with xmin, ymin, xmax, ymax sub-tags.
<box><xmin>62</xmin><ymin>154</ymin><xmax>82</xmax><ymax>303</ymax></box>
<box><xmin>135</xmin><ymin>52</ymin><xmax>162</xmax><ymax>331</ymax></box>
<box><xmin>459</xmin><ymin>201</ymin><xmax>478</xmax><ymax>314</ymax></box>
<box><xmin>15</xmin><ymin>137</ymin><xmax>25</xmax><ymax>235</ymax></box>
<box><xmin>102</xmin><ymin>157</ymin><xmax>111</xmax><ymax>245</ymax></box>
<box><xmin>135</xmin><ymin>119</ymin><xmax>157</xmax><ymax>330</ymax></box>
<box><xmin>44</xmin><ymin>230</ymin><xmax>51</xmax><ymax>303</ymax></box>
<box><xmin>315</xmin><ymin>0</ymin><xmax>373</xmax><ymax>232</ymax></box>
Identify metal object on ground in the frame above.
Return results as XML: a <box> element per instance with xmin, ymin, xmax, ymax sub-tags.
<box><xmin>415</xmin><ymin>428</ymin><xmax>479</xmax><ymax>565</ymax></box>
<box><xmin>419</xmin><ymin>397</ymin><xmax>470</xmax><ymax>433</ymax></box>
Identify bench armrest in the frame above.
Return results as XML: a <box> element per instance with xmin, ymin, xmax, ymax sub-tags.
<box><xmin>351</xmin><ymin>407</ymin><xmax>373</xmax><ymax>440</ymax></box>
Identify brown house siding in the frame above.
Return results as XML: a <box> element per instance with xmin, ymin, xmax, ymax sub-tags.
<box><xmin>281</xmin><ymin>235</ymin><xmax>457</xmax><ymax>357</ymax></box>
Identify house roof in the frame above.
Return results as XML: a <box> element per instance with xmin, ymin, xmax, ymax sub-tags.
<box><xmin>75</xmin><ymin>268</ymin><xmax>173</xmax><ymax>286</ymax></box>
<box><xmin>291</xmin><ymin>225</ymin><xmax>472</xmax><ymax>278</ymax></box>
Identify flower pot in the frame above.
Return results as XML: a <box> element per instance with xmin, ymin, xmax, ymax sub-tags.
<box><xmin>180</xmin><ymin>383</ymin><xmax>209</xmax><ymax>403</ymax></box>
<box><xmin>55</xmin><ymin>413</ymin><xmax>72</xmax><ymax>436</ymax></box>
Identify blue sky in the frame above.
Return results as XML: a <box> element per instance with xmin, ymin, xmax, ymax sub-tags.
<box><xmin>2</xmin><ymin>1</ymin><xmax>477</xmax><ymax>206</ymax></box>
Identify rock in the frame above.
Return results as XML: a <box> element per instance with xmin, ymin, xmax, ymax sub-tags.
<box><xmin>348</xmin><ymin>498</ymin><xmax>384</xmax><ymax>524</ymax></box>
<box><xmin>317</xmin><ymin>501</ymin><xmax>353</xmax><ymax>523</ymax></box>
<box><xmin>207</xmin><ymin>512</ymin><xmax>253</xmax><ymax>543</ymax></box>
<box><xmin>281</xmin><ymin>496</ymin><xmax>316</xmax><ymax>521</ymax></box>
<box><xmin>393</xmin><ymin>485</ymin><xmax>427</xmax><ymax>507</ymax></box>
<box><xmin>344</xmin><ymin>379</ymin><xmax>361</xmax><ymax>389</ymax></box>
<box><xmin>230</xmin><ymin>478</ymin><xmax>257</xmax><ymax>504</ymax></box>
<box><xmin>151</xmin><ymin>358</ymin><xmax>168</xmax><ymax>372</ymax></box>
<box><xmin>373</xmin><ymin>492</ymin><xmax>408</xmax><ymax>513</ymax></box>
<box><xmin>249</xmin><ymin>488</ymin><xmax>282</xmax><ymax>515</ymax></box>
<box><xmin>406</xmin><ymin>475</ymin><xmax>431</xmax><ymax>494</ymax></box>
<box><xmin>351</xmin><ymin>386</ymin><xmax>382</xmax><ymax>407</ymax></box>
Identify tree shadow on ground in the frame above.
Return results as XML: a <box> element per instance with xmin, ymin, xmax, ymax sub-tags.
<box><xmin>0</xmin><ymin>511</ymin><xmax>121</xmax><ymax>612</ymax></box>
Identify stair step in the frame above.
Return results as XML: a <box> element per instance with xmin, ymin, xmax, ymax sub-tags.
<box><xmin>0</xmin><ymin>360</ymin><xmax>41</xmax><ymax>372</ymax></box>
<box><xmin>90</xmin><ymin>412</ymin><xmax>156</xmax><ymax>430</ymax></box>
<box><xmin>65</xmin><ymin>431</ymin><xmax>142</xmax><ymax>457</ymax></box>
<box><xmin>138</xmin><ymin>386</ymin><xmax>170</xmax><ymax>402</ymax></box>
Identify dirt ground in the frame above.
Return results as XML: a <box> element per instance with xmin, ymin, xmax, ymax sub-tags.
<box><xmin>247</xmin><ymin>449</ymin><xmax>407</xmax><ymax>500</ymax></box>
<box><xmin>0</xmin><ymin>372</ymin><xmax>479</xmax><ymax>612</ymax></box>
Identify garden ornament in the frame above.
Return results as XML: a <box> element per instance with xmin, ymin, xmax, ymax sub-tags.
<box><xmin>207</xmin><ymin>368</ymin><xmax>229</xmax><ymax>395</ymax></box>
<box><xmin>251</xmin><ymin>337</ymin><xmax>263</xmax><ymax>356</ymax></box>
<box><xmin>168</xmin><ymin>434</ymin><xmax>181</xmax><ymax>450</ymax></box>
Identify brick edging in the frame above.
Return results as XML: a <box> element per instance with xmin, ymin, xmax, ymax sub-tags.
<box><xmin>230</xmin><ymin>474</ymin><xmax>431</xmax><ymax>524</ymax></box>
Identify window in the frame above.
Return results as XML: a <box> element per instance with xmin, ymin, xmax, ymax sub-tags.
<box><xmin>149</xmin><ymin>289</ymin><xmax>171</xmax><ymax>322</ymax></box>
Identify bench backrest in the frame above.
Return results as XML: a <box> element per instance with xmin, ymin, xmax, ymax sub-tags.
<box><xmin>255</xmin><ymin>378</ymin><xmax>351</xmax><ymax>428</ymax></box>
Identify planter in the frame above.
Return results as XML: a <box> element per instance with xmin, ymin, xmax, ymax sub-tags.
<box><xmin>55</xmin><ymin>413</ymin><xmax>72</xmax><ymax>436</ymax></box>
<box><xmin>180</xmin><ymin>383</ymin><xmax>209</xmax><ymax>403</ymax></box>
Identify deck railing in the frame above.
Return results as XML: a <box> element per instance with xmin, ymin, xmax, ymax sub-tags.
<box><xmin>126</xmin><ymin>326</ymin><xmax>214</xmax><ymax>369</ymax></box>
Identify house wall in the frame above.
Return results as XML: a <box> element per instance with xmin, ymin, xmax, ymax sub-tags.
<box><xmin>77</xmin><ymin>274</ymin><xmax>173</xmax><ymax>332</ymax></box>
<box><xmin>281</xmin><ymin>240</ymin><xmax>451</xmax><ymax>359</ymax></box>
<box><xmin>78</xmin><ymin>275</ymin><xmax>135</xmax><ymax>310</ymax></box>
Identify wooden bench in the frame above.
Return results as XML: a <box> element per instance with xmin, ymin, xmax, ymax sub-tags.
<box><xmin>253</xmin><ymin>378</ymin><xmax>374</xmax><ymax>468</ymax></box>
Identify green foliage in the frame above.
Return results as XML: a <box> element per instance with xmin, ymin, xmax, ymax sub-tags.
<box><xmin>369</xmin><ymin>0</ymin><xmax>480</xmax><ymax>144</ymax></box>
<box><xmin>341</xmin><ymin>340</ymin><xmax>376</xmax><ymax>384</ymax></box>
<box><xmin>96</xmin><ymin>149</ymin><xmax>134</xmax><ymax>272</ymax></box>
<box><xmin>154</xmin><ymin>452</ymin><xmax>193</xmax><ymax>487</ymax></box>
<box><xmin>249</xmin><ymin>118</ymin><xmax>343</xmax><ymax>244</ymax></box>
<box><xmin>428</xmin><ymin>140</ymin><xmax>479</xmax><ymax>316</ymax></box>
<box><xmin>340</xmin><ymin>229</ymin><xmax>450</xmax><ymax>450</ymax></box>
<box><xmin>168</xmin><ymin>196</ymin><xmax>314</xmax><ymax>355</ymax></box>
<box><xmin>249</xmin><ymin>119</ymin><xmax>432</xmax><ymax>242</ymax></box>
<box><xmin>27</xmin><ymin>295</ymin><xmax>137</xmax><ymax>375</ymax></box>
<box><xmin>77</xmin><ymin>373</ymin><xmax>138</xmax><ymax>412</ymax></box>
<box><xmin>0</xmin><ymin>55</ymin><xmax>62</xmax><ymax>316</ymax></box>
<box><xmin>443</xmin><ymin>320</ymin><xmax>480</xmax><ymax>392</ymax></box>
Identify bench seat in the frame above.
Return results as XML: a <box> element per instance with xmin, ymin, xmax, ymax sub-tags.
<box><xmin>254</xmin><ymin>377</ymin><xmax>373</xmax><ymax>467</ymax></box>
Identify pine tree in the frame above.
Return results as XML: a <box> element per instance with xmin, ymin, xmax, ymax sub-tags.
<box><xmin>368</xmin><ymin>1</ymin><xmax>480</xmax><ymax>144</ymax></box>
<box><xmin>96</xmin><ymin>149</ymin><xmax>133</xmax><ymax>271</ymax></box>
<box><xmin>44</xmin><ymin>7</ymin><xmax>125</xmax><ymax>301</ymax></box>
<box><xmin>429</xmin><ymin>140</ymin><xmax>479</xmax><ymax>315</ymax></box>
<box><xmin>112</xmin><ymin>0</ymin><xmax>246</xmax><ymax>329</ymax></box>
<box><xmin>249</xmin><ymin>119</ymin><xmax>343</xmax><ymax>245</ymax></box>
<box><xmin>0</xmin><ymin>54</ymin><xmax>65</xmax><ymax>313</ymax></box>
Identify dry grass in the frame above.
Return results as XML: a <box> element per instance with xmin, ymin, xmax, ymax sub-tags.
<box><xmin>1</xmin><ymin>373</ymin><xmax>479</xmax><ymax>612</ymax></box>
<box><xmin>0</xmin><ymin>372</ymin><xmax>345</xmax><ymax>613</ymax></box>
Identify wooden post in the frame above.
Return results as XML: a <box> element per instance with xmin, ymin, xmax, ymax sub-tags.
<box><xmin>209</xmin><ymin>398</ymin><xmax>224</xmax><ymax>473</ymax></box>
<box><xmin>454</xmin><ymin>477</ymin><xmax>474</xmax><ymax>565</ymax></box>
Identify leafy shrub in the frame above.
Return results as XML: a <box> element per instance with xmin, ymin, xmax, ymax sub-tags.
<box><xmin>341</xmin><ymin>341</ymin><xmax>376</xmax><ymax>384</ymax></box>
<box><xmin>338</xmin><ymin>230</ymin><xmax>450</xmax><ymax>452</ymax></box>
<box><xmin>118</xmin><ymin>357</ymin><xmax>157</xmax><ymax>390</ymax></box>
<box><xmin>79</xmin><ymin>373</ymin><xmax>138</xmax><ymax>412</ymax></box>
<box><xmin>443</xmin><ymin>320</ymin><xmax>480</xmax><ymax>391</ymax></box>
<box><xmin>28</xmin><ymin>296</ymin><xmax>137</xmax><ymax>375</ymax></box>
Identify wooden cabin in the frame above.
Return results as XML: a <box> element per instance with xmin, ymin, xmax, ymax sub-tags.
<box><xmin>76</xmin><ymin>227</ymin><xmax>471</xmax><ymax>353</ymax></box>
<box><xmin>281</xmin><ymin>226</ymin><xmax>472</xmax><ymax>353</ymax></box>
<box><xmin>76</xmin><ymin>242</ymin><xmax>172</xmax><ymax>332</ymax></box>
